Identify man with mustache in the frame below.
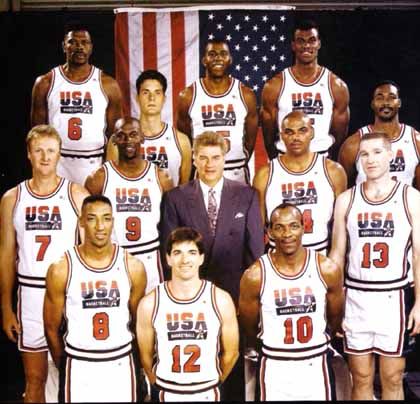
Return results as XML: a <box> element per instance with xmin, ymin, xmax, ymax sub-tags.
<box><xmin>339</xmin><ymin>80</ymin><xmax>420</xmax><ymax>188</ymax></box>
<box><xmin>176</xmin><ymin>39</ymin><xmax>258</xmax><ymax>184</ymax></box>
<box><xmin>31</xmin><ymin>22</ymin><xmax>123</xmax><ymax>185</ymax></box>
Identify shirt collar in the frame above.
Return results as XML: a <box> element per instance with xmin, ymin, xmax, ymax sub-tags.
<box><xmin>199</xmin><ymin>177</ymin><xmax>224</xmax><ymax>195</ymax></box>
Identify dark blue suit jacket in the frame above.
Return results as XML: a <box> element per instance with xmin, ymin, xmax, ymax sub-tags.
<box><xmin>160</xmin><ymin>178</ymin><xmax>265</xmax><ymax>303</ymax></box>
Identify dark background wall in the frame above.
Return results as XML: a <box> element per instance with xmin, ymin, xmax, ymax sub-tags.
<box><xmin>1</xmin><ymin>8</ymin><xmax>420</xmax><ymax>401</ymax></box>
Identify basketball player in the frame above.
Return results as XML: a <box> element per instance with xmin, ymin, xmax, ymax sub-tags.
<box><xmin>85</xmin><ymin>117</ymin><xmax>173</xmax><ymax>293</ymax></box>
<box><xmin>137</xmin><ymin>227</ymin><xmax>239</xmax><ymax>402</ymax></box>
<box><xmin>31</xmin><ymin>22</ymin><xmax>123</xmax><ymax>185</ymax></box>
<box><xmin>253</xmin><ymin>111</ymin><xmax>347</xmax><ymax>253</ymax></box>
<box><xmin>239</xmin><ymin>203</ymin><xmax>344</xmax><ymax>400</ymax></box>
<box><xmin>176</xmin><ymin>39</ymin><xmax>258</xmax><ymax>183</ymax></box>
<box><xmin>0</xmin><ymin>125</ymin><xmax>89</xmax><ymax>402</ymax></box>
<box><xmin>136</xmin><ymin>70</ymin><xmax>192</xmax><ymax>185</ymax></box>
<box><xmin>261</xmin><ymin>19</ymin><xmax>349</xmax><ymax>160</ymax></box>
<box><xmin>44</xmin><ymin>195</ymin><xmax>147</xmax><ymax>402</ymax></box>
<box><xmin>329</xmin><ymin>132</ymin><xmax>420</xmax><ymax>399</ymax></box>
<box><xmin>339</xmin><ymin>80</ymin><xmax>420</xmax><ymax>187</ymax></box>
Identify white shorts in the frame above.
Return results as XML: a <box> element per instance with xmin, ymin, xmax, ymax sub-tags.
<box><xmin>156</xmin><ymin>386</ymin><xmax>220</xmax><ymax>402</ymax></box>
<box><xmin>136</xmin><ymin>249</ymin><xmax>163</xmax><ymax>294</ymax></box>
<box><xmin>223</xmin><ymin>166</ymin><xmax>250</xmax><ymax>184</ymax></box>
<box><xmin>259</xmin><ymin>352</ymin><xmax>335</xmax><ymax>401</ymax></box>
<box><xmin>57</xmin><ymin>155</ymin><xmax>102</xmax><ymax>186</ymax></box>
<box><xmin>17</xmin><ymin>284</ymin><xmax>48</xmax><ymax>352</ymax></box>
<box><xmin>344</xmin><ymin>287</ymin><xmax>414</xmax><ymax>357</ymax></box>
<box><xmin>62</xmin><ymin>352</ymin><xmax>137</xmax><ymax>402</ymax></box>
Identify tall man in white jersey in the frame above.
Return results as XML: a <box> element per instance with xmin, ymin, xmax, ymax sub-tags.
<box><xmin>339</xmin><ymin>80</ymin><xmax>420</xmax><ymax>187</ymax></box>
<box><xmin>85</xmin><ymin>117</ymin><xmax>173</xmax><ymax>293</ymax></box>
<box><xmin>253</xmin><ymin>111</ymin><xmax>347</xmax><ymax>253</ymax></box>
<box><xmin>31</xmin><ymin>22</ymin><xmax>123</xmax><ymax>185</ymax></box>
<box><xmin>176</xmin><ymin>39</ymin><xmax>258</xmax><ymax>183</ymax></box>
<box><xmin>261</xmin><ymin>19</ymin><xmax>350</xmax><ymax>160</ymax></box>
<box><xmin>0</xmin><ymin>125</ymin><xmax>89</xmax><ymax>402</ymax></box>
<box><xmin>329</xmin><ymin>132</ymin><xmax>420</xmax><ymax>399</ymax></box>
<box><xmin>44</xmin><ymin>195</ymin><xmax>147</xmax><ymax>402</ymax></box>
<box><xmin>239</xmin><ymin>203</ymin><xmax>344</xmax><ymax>400</ymax></box>
<box><xmin>137</xmin><ymin>227</ymin><xmax>239</xmax><ymax>402</ymax></box>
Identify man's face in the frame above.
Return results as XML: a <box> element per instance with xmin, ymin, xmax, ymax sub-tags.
<box><xmin>137</xmin><ymin>79</ymin><xmax>166</xmax><ymax>116</ymax></box>
<box><xmin>359</xmin><ymin>138</ymin><xmax>393</xmax><ymax>181</ymax></box>
<box><xmin>269</xmin><ymin>207</ymin><xmax>304</xmax><ymax>256</ymax></box>
<box><xmin>167</xmin><ymin>241</ymin><xmax>204</xmax><ymax>281</ymax></box>
<box><xmin>193</xmin><ymin>145</ymin><xmax>225</xmax><ymax>186</ymax></box>
<box><xmin>292</xmin><ymin>28</ymin><xmax>321</xmax><ymax>64</ymax></box>
<box><xmin>79</xmin><ymin>201</ymin><xmax>114</xmax><ymax>248</ymax></box>
<box><xmin>281</xmin><ymin>115</ymin><xmax>314</xmax><ymax>156</ymax></box>
<box><xmin>202</xmin><ymin>42</ymin><xmax>232</xmax><ymax>78</ymax></box>
<box><xmin>113</xmin><ymin>120</ymin><xmax>143</xmax><ymax>161</ymax></box>
<box><xmin>27</xmin><ymin>136</ymin><xmax>61</xmax><ymax>176</ymax></box>
<box><xmin>371</xmin><ymin>84</ymin><xmax>401</xmax><ymax>122</ymax></box>
<box><xmin>63</xmin><ymin>30</ymin><xmax>93</xmax><ymax>65</ymax></box>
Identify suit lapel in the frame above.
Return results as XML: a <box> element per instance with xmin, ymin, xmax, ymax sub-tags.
<box><xmin>214</xmin><ymin>179</ymin><xmax>237</xmax><ymax>240</ymax></box>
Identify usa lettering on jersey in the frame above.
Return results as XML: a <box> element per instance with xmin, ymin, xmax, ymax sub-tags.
<box><xmin>274</xmin><ymin>287</ymin><xmax>316</xmax><ymax>316</ymax></box>
<box><xmin>140</xmin><ymin>146</ymin><xmax>169</xmax><ymax>169</ymax></box>
<box><xmin>166</xmin><ymin>312</ymin><xmax>208</xmax><ymax>341</ymax></box>
<box><xmin>291</xmin><ymin>92</ymin><xmax>324</xmax><ymax>115</ymax></box>
<box><xmin>59</xmin><ymin>91</ymin><xmax>93</xmax><ymax>114</ymax></box>
<box><xmin>281</xmin><ymin>181</ymin><xmax>318</xmax><ymax>205</ymax></box>
<box><xmin>25</xmin><ymin>205</ymin><xmax>62</xmax><ymax>230</ymax></box>
<box><xmin>80</xmin><ymin>280</ymin><xmax>121</xmax><ymax>308</ymax></box>
<box><xmin>201</xmin><ymin>104</ymin><xmax>236</xmax><ymax>127</ymax></box>
<box><xmin>115</xmin><ymin>188</ymin><xmax>152</xmax><ymax>212</ymax></box>
<box><xmin>357</xmin><ymin>212</ymin><xmax>395</xmax><ymax>237</ymax></box>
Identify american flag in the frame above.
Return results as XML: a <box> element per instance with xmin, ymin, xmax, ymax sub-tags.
<box><xmin>114</xmin><ymin>6</ymin><xmax>294</xmax><ymax>170</ymax></box>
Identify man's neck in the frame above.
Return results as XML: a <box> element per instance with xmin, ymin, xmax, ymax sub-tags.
<box><xmin>291</xmin><ymin>61</ymin><xmax>321</xmax><ymax>82</ymax></box>
<box><xmin>168</xmin><ymin>278</ymin><xmax>202</xmax><ymax>300</ymax></box>
<box><xmin>78</xmin><ymin>242</ymin><xmax>114</xmax><ymax>267</ymax></box>
<box><xmin>140</xmin><ymin>115</ymin><xmax>165</xmax><ymax>137</ymax></box>
<box><xmin>270</xmin><ymin>247</ymin><xmax>306</xmax><ymax>276</ymax></box>
<box><xmin>364</xmin><ymin>176</ymin><xmax>396</xmax><ymax>201</ymax></box>
<box><xmin>29</xmin><ymin>174</ymin><xmax>60</xmax><ymax>195</ymax></box>
<box><xmin>61</xmin><ymin>62</ymin><xmax>92</xmax><ymax>82</ymax></box>
<box><xmin>372</xmin><ymin>119</ymin><xmax>401</xmax><ymax>140</ymax></box>
<box><xmin>281</xmin><ymin>151</ymin><xmax>315</xmax><ymax>171</ymax></box>
<box><xmin>117</xmin><ymin>157</ymin><xmax>147</xmax><ymax>177</ymax></box>
<box><xmin>202</xmin><ymin>75</ymin><xmax>232</xmax><ymax>95</ymax></box>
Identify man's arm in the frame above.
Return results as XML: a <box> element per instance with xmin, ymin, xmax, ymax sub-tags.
<box><xmin>84</xmin><ymin>166</ymin><xmax>106</xmax><ymax>196</ymax></box>
<box><xmin>157</xmin><ymin>168</ymin><xmax>175</xmax><ymax>194</ymax></box>
<box><xmin>238</xmin><ymin>262</ymin><xmax>262</xmax><ymax>349</ymax></box>
<box><xmin>325</xmin><ymin>159</ymin><xmax>348</xmax><ymax>197</ymax></box>
<box><xmin>215</xmin><ymin>287</ymin><xmax>239</xmax><ymax>383</ymax></box>
<box><xmin>126</xmin><ymin>253</ymin><xmax>147</xmax><ymax>330</ymax></box>
<box><xmin>240</xmin><ymin>84</ymin><xmax>258</xmax><ymax>160</ymax></box>
<box><xmin>318</xmin><ymin>255</ymin><xmax>344</xmax><ymax>336</ymax></box>
<box><xmin>260</xmin><ymin>74</ymin><xmax>283</xmax><ymax>160</ymax></box>
<box><xmin>44</xmin><ymin>256</ymin><xmax>68</xmax><ymax>367</ymax></box>
<box><xmin>101</xmin><ymin>73</ymin><xmax>123</xmax><ymax>161</ymax></box>
<box><xmin>245</xmin><ymin>189</ymin><xmax>265</xmax><ymax>263</ymax></box>
<box><xmin>252</xmin><ymin>165</ymin><xmax>270</xmax><ymax>226</ymax></box>
<box><xmin>175</xmin><ymin>130</ymin><xmax>192</xmax><ymax>185</ymax></box>
<box><xmin>329</xmin><ymin>73</ymin><xmax>350</xmax><ymax>161</ymax></box>
<box><xmin>31</xmin><ymin>72</ymin><xmax>52</xmax><ymax>126</ymax></box>
<box><xmin>338</xmin><ymin>133</ymin><xmax>361</xmax><ymax>188</ymax></box>
<box><xmin>413</xmin><ymin>130</ymin><xmax>420</xmax><ymax>191</ymax></box>
<box><xmin>136</xmin><ymin>291</ymin><xmax>157</xmax><ymax>385</ymax></box>
<box><xmin>406</xmin><ymin>187</ymin><xmax>420</xmax><ymax>336</ymax></box>
<box><xmin>0</xmin><ymin>188</ymin><xmax>20</xmax><ymax>342</ymax></box>
<box><xmin>175</xmin><ymin>86</ymin><xmax>194</xmax><ymax>142</ymax></box>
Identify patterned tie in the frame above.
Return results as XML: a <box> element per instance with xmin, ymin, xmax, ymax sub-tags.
<box><xmin>208</xmin><ymin>188</ymin><xmax>218</xmax><ymax>235</ymax></box>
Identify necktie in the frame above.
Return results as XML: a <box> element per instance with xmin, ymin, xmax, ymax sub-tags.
<box><xmin>208</xmin><ymin>188</ymin><xmax>217</xmax><ymax>235</ymax></box>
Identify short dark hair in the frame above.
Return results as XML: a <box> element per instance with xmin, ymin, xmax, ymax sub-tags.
<box><xmin>64</xmin><ymin>21</ymin><xmax>91</xmax><ymax>39</ymax></box>
<box><xmin>136</xmin><ymin>70</ymin><xmax>167</xmax><ymax>94</ymax></box>
<box><xmin>166</xmin><ymin>227</ymin><xmax>205</xmax><ymax>255</ymax></box>
<box><xmin>360</xmin><ymin>132</ymin><xmax>392</xmax><ymax>150</ymax></box>
<box><xmin>269</xmin><ymin>203</ymin><xmax>303</xmax><ymax>227</ymax></box>
<box><xmin>372</xmin><ymin>80</ymin><xmax>401</xmax><ymax>97</ymax></box>
<box><xmin>81</xmin><ymin>195</ymin><xmax>112</xmax><ymax>213</ymax></box>
<box><xmin>293</xmin><ymin>19</ymin><xmax>320</xmax><ymax>38</ymax></box>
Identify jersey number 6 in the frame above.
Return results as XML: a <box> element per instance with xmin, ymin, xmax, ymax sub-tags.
<box><xmin>68</xmin><ymin>117</ymin><xmax>83</xmax><ymax>140</ymax></box>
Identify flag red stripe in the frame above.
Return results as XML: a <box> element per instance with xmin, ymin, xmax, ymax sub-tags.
<box><xmin>170</xmin><ymin>12</ymin><xmax>186</xmax><ymax>122</ymax></box>
<box><xmin>143</xmin><ymin>13</ymin><xmax>157</xmax><ymax>69</ymax></box>
<box><xmin>114</xmin><ymin>13</ymin><xmax>131</xmax><ymax>116</ymax></box>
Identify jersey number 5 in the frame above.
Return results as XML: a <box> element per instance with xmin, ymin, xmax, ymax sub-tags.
<box><xmin>68</xmin><ymin>117</ymin><xmax>82</xmax><ymax>140</ymax></box>
<box><xmin>171</xmin><ymin>344</ymin><xmax>201</xmax><ymax>373</ymax></box>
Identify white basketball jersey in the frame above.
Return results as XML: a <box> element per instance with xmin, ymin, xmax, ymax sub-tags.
<box><xmin>277</xmin><ymin>67</ymin><xmax>334</xmax><ymax>153</ymax></box>
<box><xmin>345</xmin><ymin>182</ymin><xmax>412</xmax><ymax>290</ymax></box>
<box><xmin>153</xmin><ymin>281</ymin><xmax>222</xmax><ymax>393</ymax></box>
<box><xmin>355</xmin><ymin>124</ymin><xmax>420</xmax><ymax>185</ymax></box>
<box><xmin>258</xmin><ymin>249</ymin><xmax>330</xmax><ymax>359</ymax></box>
<box><xmin>189</xmin><ymin>77</ymin><xmax>249</xmax><ymax>172</ymax></box>
<box><xmin>13</xmin><ymin>178</ymin><xmax>79</xmax><ymax>286</ymax></box>
<box><xmin>141</xmin><ymin>123</ymin><xmax>182</xmax><ymax>185</ymax></box>
<box><xmin>265</xmin><ymin>154</ymin><xmax>335</xmax><ymax>251</ymax></box>
<box><xmin>47</xmin><ymin>65</ymin><xmax>108</xmax><ymax>158</ymax></box>
<box><xmin>64</xmin><ymin>245</ymin><xmax>133</xmax><ymax>360</ymax></box>
<box><xmin>102</xmin><ymin>161</ymin><xmax>162</xmax><ymax>256</ymax></box>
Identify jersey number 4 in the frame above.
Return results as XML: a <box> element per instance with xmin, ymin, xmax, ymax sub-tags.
<box><xmin>171</xmin><ymin>344</ymin><xmax>200</xmax><ymax>373</ymax></box>
<box><xmin>68</xmin><ymin>117</ymin><xmax>83</xmax><ymax>140</ymax></box>
<box><xmin>361</xmin><ymin>242</ymin><xmax>389</xmax><ymax>268</ymax></box>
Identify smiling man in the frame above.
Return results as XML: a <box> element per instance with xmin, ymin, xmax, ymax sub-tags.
<box><xmin>176</xmin><ymin>39</ymin><xmax>258</xmax><ymax>183</ymax></box>
<box><xmin>339</xmin><ymin>80</ymin><xmax>420</xmax><ymax>188</ymax></box>
<box><xmin>261</xmin><ymin>20</ymin><xmax>349</xmax><ymax>160</ymax></box>
<box><xmin>31</xmin><ymin>22</ymin><xmax>123</xmax><ymax>185</ymax></box>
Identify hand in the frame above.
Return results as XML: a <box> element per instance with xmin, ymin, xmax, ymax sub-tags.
<box><xmin>244</xmin><ymin>347</ymin><xmax>259</xmax><ymax>363</ymax></box>
<box><xmin>408</xmin><ymin>301</ymin><xmax>420</xmax><ymax>336</ymax></box>
<box><xmin>2</xmin><ymin>310</ymin><xmax>20</xmax><ymax>343</ymax></box>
